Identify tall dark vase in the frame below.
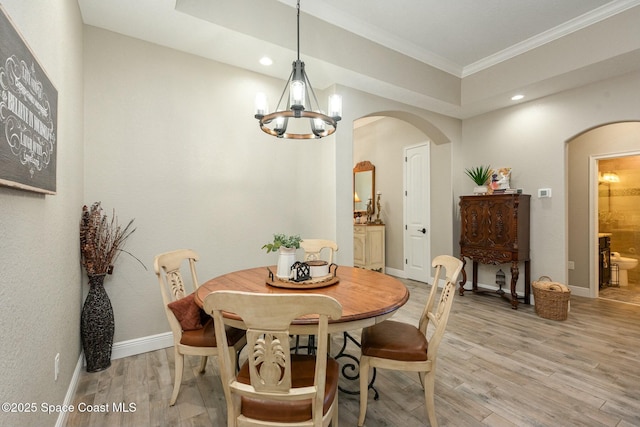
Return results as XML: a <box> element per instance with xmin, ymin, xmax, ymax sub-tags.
<box><xmin>81</xmin><ymin>274</ymin><xmax>114</xmax><ymax>372</ymax></box>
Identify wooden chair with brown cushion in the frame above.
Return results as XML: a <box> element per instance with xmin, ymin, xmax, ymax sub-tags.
<box><xmin>203</xmin><ymin>291</ymin><xmax>342</xmax><ymax>427</ymax></box>
<box><xmin>300</xmin><ymin>239</ymin><xmax>338</xmax><ymax>264</ymax></box>
<box><xmin>154</xmin><ymin>249</ymin><xmax>246</xmax><ymax>406</ymax></box>
<box><xmin>358</xmin><ymin>255</ymin><xmax>464</xmax><ymax>427</ymax></box>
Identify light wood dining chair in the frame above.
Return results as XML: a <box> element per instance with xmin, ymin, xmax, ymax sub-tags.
<box><xmin>358</xmin><ymin>255</ymin><xmax>464</xmax><ymax>427</ymax></box>
<box><xmin>154</xmin><ymin>249</ymin><xmax>246</xmax><ymax>406</ymax></box>
<box><xmin>204</xmin><ymin>291</ymin><xmax>342</xmax><ymax>427</ymax></box>
<box><xmin>297</xmin><ymin>239</ymin><xmax>339</xmax><ymax>354</ymax></box>
<box><xmin>300</xmin><ymin>239</ymin><xmax>338</xmax><ymax>264</ymax></box>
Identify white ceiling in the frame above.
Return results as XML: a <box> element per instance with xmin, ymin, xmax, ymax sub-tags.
<box><xmin>280</xmin><ymin>0</ymin><xmax>617</xmax><ymax>76</ymax></box>
<box><xmin>78</xmin><ymin>0</ymin><xmax>640</xmax><ymax>118</ymax></box>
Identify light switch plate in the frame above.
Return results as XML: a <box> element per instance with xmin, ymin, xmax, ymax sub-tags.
<box><xmin>538</xmin><ymin>188</ymin><xmax>552</xmax><ymax>198</ymax></box>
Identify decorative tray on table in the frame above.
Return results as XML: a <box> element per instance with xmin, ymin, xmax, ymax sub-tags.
<box><xmin>266</xmin><ymin>265</ymin><xmax>339</xmax><ymax>289</ymax></box>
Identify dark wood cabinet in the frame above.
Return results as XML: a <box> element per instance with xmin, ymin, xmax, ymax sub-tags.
<box><xmin>599</xmin><ymin>235</ymin><xmax>611</xmax><ymax>288</ymax></box>
<box><xmin>459</xmin><ymin>194</ymin><xmax>531</xmax><ymax>309</ymax></box>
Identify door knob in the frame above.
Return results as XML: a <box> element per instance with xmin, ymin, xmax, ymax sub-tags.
<box><xmin>419</xmin><ymin>228</ymin><xmax>426</xmax><ymax>234</ymax></box>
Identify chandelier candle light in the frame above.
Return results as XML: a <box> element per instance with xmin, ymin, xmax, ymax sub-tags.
<box><xmin>254</xmin><ymin>0</ymin><xmax>342</xmax><ymax>139</ymax></box>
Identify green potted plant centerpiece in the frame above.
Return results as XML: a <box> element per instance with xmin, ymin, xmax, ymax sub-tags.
<box><xmin>465</xmin><ymin>165</ymin><xmax>492</xmax><ymax>195</ymax></box>
<box><xmin>263</xmin><ymin>233</ymin><xmax>302</xmax><ymax>279</ymax></box>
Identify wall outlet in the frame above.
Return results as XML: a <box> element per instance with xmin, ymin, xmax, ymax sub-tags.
<box><xmin>54</xmin><ymin>353</ymin><xmax>60</xmax><ymax>381</ymax></box>
<box><xmin>568</xmin><ymin>261</ymin><xmax>575</xmax><ymax>270</ymax></box>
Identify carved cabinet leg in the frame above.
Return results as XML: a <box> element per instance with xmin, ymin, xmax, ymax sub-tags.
<box><xmin>459</xmin><ymin>256</ymin><xmax>467</xmax><ymax>296</ymax></box>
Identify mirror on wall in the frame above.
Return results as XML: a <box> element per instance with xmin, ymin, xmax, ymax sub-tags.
<box><xmin>354</xmin><ymin>161</ymin><xmax>375</xmax><ymax>214</ymax></box>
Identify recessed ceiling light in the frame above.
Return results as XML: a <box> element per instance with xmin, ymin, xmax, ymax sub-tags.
<box><xmin>511</xmin><ymin>94</ymin><xmax>524</xmax><ymax>101</ymax></box>
<box><xmin>259</xmin><ymin>56</ymin><xmax>273</xmax><ymax>66</ymax></box>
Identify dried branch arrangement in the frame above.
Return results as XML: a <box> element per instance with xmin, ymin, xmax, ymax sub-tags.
<box><xmin>80</xmin><ymin>202</ymin><xmax>137</xmax><ymax>277</ymax></box>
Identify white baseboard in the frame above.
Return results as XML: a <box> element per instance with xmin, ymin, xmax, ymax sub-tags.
<box><xmin>567</xmin><ymin>285</ymin><xmax>590</xmax><ymax>298</ymax></box>
<box><xmin>54</xmin><ymin>354</ymin><xmax>84</xmax><ymax>427</ymax></box>
<box><xmin>111</xmin><ymin>332</ymin><xmax>173</xmax><ymax>360</ymax></box>
<box><xmin>384</xmin><ymin>266</ymin><xmax>405</xmax><ymax>278</ymax></box>
<box><xmin>56</xmin><ymin>332</ymin><xmax>173</xmax><ymax>427</ymax></box>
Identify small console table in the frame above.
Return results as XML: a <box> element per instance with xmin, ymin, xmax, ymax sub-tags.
<box><xmin>354</xmin><ymin>223</ymin><xmax>385</xmax><ymax>272</ymax></box>
<box><xmin>458</xmin><ymin>194</ymin><xmax>531</xmax><ymax>309</ymax></box>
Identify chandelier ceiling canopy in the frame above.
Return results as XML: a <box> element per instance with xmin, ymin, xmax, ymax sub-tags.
<box><xmin>254</xmin><ymin>0</ymin><xmax>342</xmax><ymax>139</ymax></box>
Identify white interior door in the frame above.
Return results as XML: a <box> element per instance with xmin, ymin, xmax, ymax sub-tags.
<box><xmin>404</xmin><ymin>143</ymin><xmax>431</xmax><ymax>282</ymax></box>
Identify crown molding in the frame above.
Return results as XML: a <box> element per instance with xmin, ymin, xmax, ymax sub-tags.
<box><xmin>462</xmin><ymin>0</ymin><xmax>640</xmax><ymax>77</ymax></box>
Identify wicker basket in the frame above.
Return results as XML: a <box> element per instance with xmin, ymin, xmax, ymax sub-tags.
<box><xmin>532</xmin><ymin>276</ymin><xmax>570</xmax><ymax>321</ymax></box>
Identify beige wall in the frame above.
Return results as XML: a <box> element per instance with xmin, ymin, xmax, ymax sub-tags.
<box><xmin>82</xmin><ymin>28</ymin><xmax>458</xmax><ymax>343</ymax></box>
<box><xmin>461</xmin><ymin>72</ymin><xmax>640</xmax><ymax>296</ymax></box>
<box><xmin>83</xmin><ymin>26</ymin><xmax>339</xmax><ymax>342</ymax></box>
<box><xmin>0</xmin><ymin>1</ymin><xmax>85</xmax><ymax>426</ymax></box>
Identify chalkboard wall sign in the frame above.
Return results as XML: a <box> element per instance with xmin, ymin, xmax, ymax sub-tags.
<box><xmin>0</xmin><ymin>5</ymin><xmax>58</xmax><ymax>194</ymax></box>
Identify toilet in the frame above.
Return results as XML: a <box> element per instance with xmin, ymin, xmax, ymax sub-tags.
<box><xmin>610</xmin><ymin>252</ymin><xmax>638</xmax><ymax>287</ymax></box>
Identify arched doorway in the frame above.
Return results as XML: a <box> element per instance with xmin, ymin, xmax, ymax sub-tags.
<box><xmin>352</xmin><ymin>114</ymin><xmax>448</xmax><ymax>279</ymax></box>
<box><xmin>567</xmin><ymin>121</ymin><xmax>640</xmax><ymax>304</ymax></box>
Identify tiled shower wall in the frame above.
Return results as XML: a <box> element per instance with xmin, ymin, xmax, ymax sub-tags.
<box><xmin>599</xmin><ymin>155</ymin><xmax>640</xmax><ymax>284</ymax></box>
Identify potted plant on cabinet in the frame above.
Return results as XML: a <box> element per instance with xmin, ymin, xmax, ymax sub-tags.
<box><xmin>262</xmin><ymin>233</ymin><xmax>302</xmax><ymax>279</ymax></box>
<box><xmin>465</xmin><ymin>165</ymin><xmax>492</xmax><ymax>195</ymax></box>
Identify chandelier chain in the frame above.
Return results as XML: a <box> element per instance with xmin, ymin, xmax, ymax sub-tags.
<box><xmin>296</xmin><ymin>0</ymin><xmax>301</xmax><ymax>62</ymax></box>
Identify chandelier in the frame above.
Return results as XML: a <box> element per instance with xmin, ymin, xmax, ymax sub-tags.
<box><xmin>254</xmin><ymin>0</ymin><xmax>342</xmax><ymax>139</ymax></box>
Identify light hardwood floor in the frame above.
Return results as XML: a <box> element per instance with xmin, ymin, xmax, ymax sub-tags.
<box><xmin>599</xmin><ymin>281</ymin><xmax>640</xmax><ymax>305</ymax></box>
<box><xmin>65</xmin><ymin>279</ymin><xmax>640</xmax><ymax>427</ymax></box>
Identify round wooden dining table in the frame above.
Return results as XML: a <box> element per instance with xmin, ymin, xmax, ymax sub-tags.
<box><xmin>195</xmin><ymin>265</ymin><xmax>409</xmax><ymax>334</ymax></box>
